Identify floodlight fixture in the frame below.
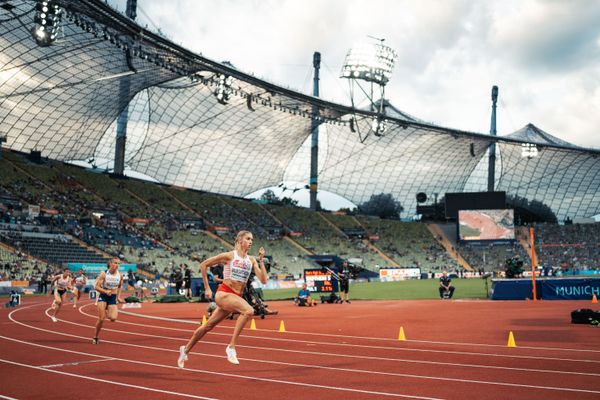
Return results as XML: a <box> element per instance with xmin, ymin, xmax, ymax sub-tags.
<box><xmin>214</xmin><ymin>73</ymin><xmax>234</xmax><ymax>105</ymax></box>
<box><xmin>340</xmin><ymin>38</ymin><xmax>397</xmax><ymax>142</ymax></box>
<box><xmin>371</xmin><ymin>117</ymin><xmax>386</xmax><ymax>136</ymax></box>
<box><xmin>521</xmin><ymin>143</ymin><xmax>538</xmax><ymax>159</ymax></box>
<box><xmin>340</xmin><ymin>41</ymin><xmax>397</xmax><ymax>86</ymax></box>
<box><xmin>31</xmin><ymin>0</ymin><xmax>62</xmax><ymax>47</ymax></box>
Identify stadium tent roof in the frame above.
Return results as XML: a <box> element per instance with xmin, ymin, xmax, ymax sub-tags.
<box><xmin>1</xmin><ymin>0</ymin><xmax>599</xmax><ymax>221</ymax></box>
<box><xmin>505</xmin><ymin>123</ymin><xmax>580</xmax><ymax>148</ymax></box>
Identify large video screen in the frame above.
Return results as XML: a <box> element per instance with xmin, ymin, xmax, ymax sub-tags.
<box><xmin>445</xmin><ymin>191</ymin><xmax>506</xmax><ymax>219</ymax></box>
<box><xmin>458</xmin><ymin>209</ymin><xmax>515</xmax><ymax>241</ymax></box>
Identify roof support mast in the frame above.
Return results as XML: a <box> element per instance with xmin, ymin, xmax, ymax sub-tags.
<box><xmin>309</xmin><ymin>52</ymin><xmax>321</xmax><ymax>211</ymax></box>
<box><xmin>114</xmin><ymin>0</ymin><xmax>137</xmax><ymax>176</ymax></box>
<box><xmin>487</xmin><ymin>85</ymin><xmax>498</xmax><ymax>191</ymax></box>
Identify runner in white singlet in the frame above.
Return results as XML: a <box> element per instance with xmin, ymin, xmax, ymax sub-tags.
<box><xmin>178</xmin><ymin>230</ymin><xmax>268</xmax><ymax>367</ymax></box>
<box><xmin>71</xmin><ymin>269</ymin><xmax>88</xmax><ymax>308</ymax></box>
<box><xmin>92</xmin><ymin>258</ymin><xmax>124</xmax><ymax>345</ymax></box>
<box><xmin>48</xmin><ymin>268</ymin><xmax>72</xmax><ymax>322</ymax></box>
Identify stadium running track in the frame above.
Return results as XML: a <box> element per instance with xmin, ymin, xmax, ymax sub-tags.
<box><xmin>1</xmin><ymin>297</ymin><xmax>600</xmax><ymax>399</ymax></box>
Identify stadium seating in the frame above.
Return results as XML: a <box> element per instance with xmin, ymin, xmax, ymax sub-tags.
<box><xmin>2</xmin><ymin>149</ymin><xmax>597</xmax><ymax>283</ymax></box>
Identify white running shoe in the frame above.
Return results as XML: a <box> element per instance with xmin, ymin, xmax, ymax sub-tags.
<box><xmin>226</xmin><ymin>345</ymin><xmax>239</xmax><ymax>365</ymax></box>
<box><xmin>177</xmin><ymin>345</ymin><xmax>188</xmax><ymax>368</ymax></box>
<box><xmin>50</xmin><ymin>315</ymin><xmax>57</xmax><ymax>323</ymax></box>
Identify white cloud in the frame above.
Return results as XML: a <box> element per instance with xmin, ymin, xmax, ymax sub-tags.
<box><xmin>108</xmin><ymin>0</ymin><xmax>600</xmax><ymax>149</ymax></box>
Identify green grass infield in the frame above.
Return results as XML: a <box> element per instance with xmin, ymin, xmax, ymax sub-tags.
<box><xmin>262</xmin><ymin>278</ymin><xmax>491</xmax><ymax>301</ymax></box>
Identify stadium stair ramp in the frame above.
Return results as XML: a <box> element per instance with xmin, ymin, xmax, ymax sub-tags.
<box><xmin>156</xmin><ymin>186</ymin><xmax>233</xmax><ymax>250</ymax></box>
<box><xmin>515</xmin><ymin>226</ymin><xmax>533</xmax><ymax>256</ymax></box>
<box><xmin>350</xmin><ymin>216</ymin><xmax>400</xmax><ymax>267</ymax></box>
<box><xmin>317</xmin><ymin>212</ymin><xmax>346</xmax><ymax>236</ymax></box>
<box><xmin>426</xmin><ymin>223</ymin><xmax>473</xmax><ymax>271</ymax></box>
<box><xmin>282</xmin><ymin>235</ymin><xmax>313</xmax><ymax>255</ymax></box>
<box><xmin>257</xmin><ymin>204</ymin><xmax>314</xmax><ymax>256</ymax></box>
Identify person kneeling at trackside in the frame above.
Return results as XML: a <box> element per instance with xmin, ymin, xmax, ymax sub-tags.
<box><xmin>439</xmin><ymin>270</ymin><xmax>455</xmax><ymax>299</ymax></box>
<box><xmin>294</xmin><ymin>282</ymin><xmax>317</xmax><ymax>307</ymax></box>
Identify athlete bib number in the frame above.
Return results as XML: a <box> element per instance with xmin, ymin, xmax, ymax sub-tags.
<box><xmin>230</xmin><ymin>260</ymin><xmax>251</xmax><ymax>282</ymax></box>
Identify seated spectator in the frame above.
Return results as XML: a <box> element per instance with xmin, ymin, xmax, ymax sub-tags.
<box><xmin>295</xmin><ymin>282</ymin><xmax>317</xmax><ymax>307</ymax></box>
<box><xmin>439</xmin><ymin>271</ymin><xmax>455</xmax><ymax>299</ymax></box>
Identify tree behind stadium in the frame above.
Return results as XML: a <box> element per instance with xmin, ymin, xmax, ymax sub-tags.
<box><xmin>358</xmin><ymin>193</ymin><xmax>404</xmax><ymax>219</ymax></box>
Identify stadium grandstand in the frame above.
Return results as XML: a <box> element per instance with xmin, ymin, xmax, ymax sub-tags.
<box><xmin>0</xmin><ymin>0</ymin><xmax>599</xmax><ymax>291</ymax></box>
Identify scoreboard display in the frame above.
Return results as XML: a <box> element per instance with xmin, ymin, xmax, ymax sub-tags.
<box><xmin>304</xmin><ymin>268</ymin><xmax>339</xmax><ymax>293</ymax></box>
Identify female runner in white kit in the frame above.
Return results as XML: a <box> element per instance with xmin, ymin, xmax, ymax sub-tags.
<box><xmin>71</xmin><ymin>268</ymin><xmax>88</xmax><ymax>308</ymax></box>
<box><xmin>178</xmin><ymin>230</ymin><xmax>267</xmax><ymax>367</ymax></box>
<box><xmin>48</xmin><ymin>268</ymin><xmax>72</xmax><ymax>322</ymax></box>
<box><xmin>92</xmin><ymin>258</ymin><xmax>124</xmax><ymax>344</ymax></box>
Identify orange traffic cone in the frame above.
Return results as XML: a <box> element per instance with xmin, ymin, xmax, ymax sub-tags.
<box><xmin>250</xmin><ymin>319</ymin><xmax>257</xmax><ymax>330</ymax></box>
<box><xmin>592</xmin><ymin>294</ymin><xmax>598</xmax><ymax>304</ymax></box>
<box><xmin>507</xmin><ymin>331</ymin><xmax>517</xmax><ymax>348</ymax></box>
<box><xmin>398</xmin><ymin>326</ymin><xmax>406</xmax><ymax>341</ymax></box>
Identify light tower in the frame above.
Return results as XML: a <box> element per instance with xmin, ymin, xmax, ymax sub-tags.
<box><xmin>488</xmin><ymin>85</ymin><xmax>498</xmax><ymax>192</ymax></box>
<box><xmin>341</xmin><ymin>38</ymin><xmax>397</xmax><ymax>141</ymax></box>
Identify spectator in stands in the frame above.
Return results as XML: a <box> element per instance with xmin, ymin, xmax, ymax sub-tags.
<box><xmin>92</xmin><ymin>258</ymin><xmax>124</xmax><ymax>345</ymax></box>
<box><xmin>338</xmin><ymin>261</ymin><xmax>351</xmax><ymax>303</ymax></box>
<box><xmin>295</xmin><ymin>282</ymin><xmax>317</xmax><ymax>307</ymax></box>
<box><xmin>178</xmin><ymin>230</ymin><xmax>268</xmax><ymax>367</ymax></box>
<box><xmin>48</xmin><ymin>268</ymin><xmax>72</xmax><ymax>322</ymax></box>
<box><xmin>439</xmin><ymin>270</ymin><xmax>455</xmax><ymax>299</ymax></box>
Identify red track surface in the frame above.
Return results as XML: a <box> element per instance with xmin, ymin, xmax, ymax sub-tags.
<box><xmin>1</xmin><ymin>297</ymin><xmax>600</xmax><ymax>399</ymax></box>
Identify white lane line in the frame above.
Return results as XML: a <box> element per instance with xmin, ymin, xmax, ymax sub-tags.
<box><xmin>0</xmin><ymin>335</ymin><xmax>442</xmax><ymax>400</ymax></box>
<box><xmin>38</xmin><ymin>358</ymin><xmax>117</xmax><ymax>368</ymax></box>
<box><xmin>118</xmin><ymin>305</ymin><xmax>600</xmax><ymax>354</ymax></box>
<box><xmin>8</xmin><ymin>307</ymin><xmax>600</xmax><ymax>395</ymax></box>
<box><xmin>73</xmin><ymin>306</ymin><xmax>600</xmax><ymax>377</ymax></box>
<box><xmin>50</xmin><ymin>313</ymin><xmax>600</xmax><ymax>381</ymax></box>
<box><xmin>0</xmin><ymin>395</ymin><xmax>19</xmax><ymax>399</ymax></box>
<box><xmin>0</xmin><ymin>358</ymin><xmax>217</xmax><ymax>400</ymax></box>
<box><xmin>80</xmin><ymin>304</ymin><xmax>600</xmax><ymax>366</ymax></box>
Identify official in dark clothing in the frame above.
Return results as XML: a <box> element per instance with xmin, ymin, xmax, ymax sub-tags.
<box><xmin>338</xmin><ymin>261</ymin><xmax>351</xmax><ymax>303</ymax></box>
<box><xmin>439</xmin><ymin>271</ymin><xmax>455</xmax><ymax>299</ymax></box>
<box><xmin>184</xmin><ymin>264</ymin><xmax>192</xmax><ymax>300</ymax></box>
<box><xmin>173</xmin><ymin>266</ymin><xmax>184</xmax><ymax>294</ymax></box>
<box><xmin>127</xmin><ymin>269</ymin><xmax>136</xmax><ymax>290</ymax></box>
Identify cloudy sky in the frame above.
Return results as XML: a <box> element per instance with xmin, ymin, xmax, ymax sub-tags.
<box><xmin>107</xmin><ymin>0</ymin><xmax>600</xmax><ymax>149</ymax></box>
